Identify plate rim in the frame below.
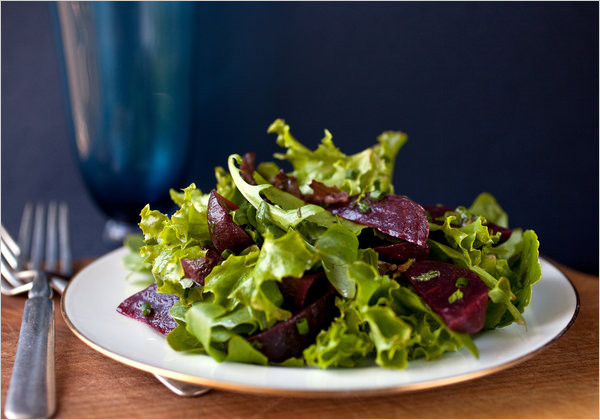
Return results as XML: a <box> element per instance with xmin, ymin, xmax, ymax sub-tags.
<box><xmin>60</xmin><ymin>250</ymin><xmax>580</xmax><ymax>398</ymax></box>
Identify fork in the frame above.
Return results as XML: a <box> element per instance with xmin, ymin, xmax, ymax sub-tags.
<box><xmin>3</xmin><ymin>202</ymin><xmax>60</xmax><ymax>419</ymax></box>
<box><xmin>1</xmin><ymin>203</ymin><xmax>71</xmax><ymax>296</ymax></box>
<box><xmin>2</xmin><ymin>203</ymin><xmax>210</xmax><ymax>400</ymax></box>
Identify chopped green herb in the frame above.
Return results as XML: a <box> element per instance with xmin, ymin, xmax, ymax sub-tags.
<box><xmin>297</xmin><ymin>207</ymin><xmax>302</xmax><ymax>218</ymax></box>
<box><xmin>141</xmin><ymin>302</ymin><xmax>152</xmax><ymax>316</ymax></box>
<box><xmin>455</xmin><ymin>277</ymin><xmax>468</xmax><ymax>288</ymax></box>
<box><xmin>369</xmin><ymin>190</ymin><xmax>386</xmax><ymax>201</ymax></box>
<box><xmin>357</xmin><ymin>200</ymin><xmax>371</xmax><ymax>213</ymax></box>
<box><xmin>448</xmin><ymin>289</ymin><xmax>464</xmax><ymax>304</ymax></box>
<box><xmin>296</xmin><ymin>318</ymin><xmax>309</xmax><ymax>335</ymax></box>
<box><xmin>413</xmin><ymin>270</ymin><xmax>440</xmax><ymax>282</ymax></box>
<box><xmin>221</xmin><ymin>249</ymin><xmax>233</xmax><ymax>259</ymax></box>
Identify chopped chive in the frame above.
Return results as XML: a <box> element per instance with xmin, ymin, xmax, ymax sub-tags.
<box><xmin>296</xmin><ymin>318</ymin><xmax>309</xmax><ymax>335</ymax></box>
<box><xmin>221</xmin><ymin>249</ymin><xmax>234</xmax><ymax>259</ymax></box>
<box><xmin>357</xmin><ymin>200</ymin><xmax>370</xmax><ymax>213</ymax></box>
<box><xmin>455</xmin><ymin>277</ymin><xmax>468</xmax><ymax>288</ymax></box>
<box><xmin>141</xmin><ymin>302</ymin><xmax>152</xmax><ymax>316</ymax></box>
<box><xmin>413</xmin><ymin>270</ymin><xmax>440</xmax><ymax>282</ymax></box>
<box><xmin>448</xmin><ymin>289</ymin><xmax>464</xmax><ymax>304</ymax></box>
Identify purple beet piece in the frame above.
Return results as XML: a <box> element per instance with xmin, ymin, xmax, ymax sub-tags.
<box><xmin>278</xmin><ymin>272</ymin><xmax>325</xmax><ymax>310</ymax></box>
<box><xmin>404</xmin><ymin>260</ymin><xmax>488</xmax><ymax>334</ymax></box>
<box><xmin>329</xmin><ymin>193</ymin><xmax>429</xmax><ymax>247</ymax></box>
<box><xmin>270</xmin><ymin>171</ymin><xmax>349</xmax><ymax>206</ymax></box>
<box><xmin>240</xmin><ymin>152</ymin><xmax>257</xmax><ymax>185</ymax></box>
<box><xmin>423</xmin><ymin>205</ymin><xmax>455</xmax><ymax>224</ymax></box>
<box><xmin>305</xmin><ymin>180</ymin><xmax>349</xmax><ymax>206</ymax></box>
<box><xmin>181</xmin><ymin>248</ymin><xmax>222</xmax><ymax>286</ymax></box>
<box><xmin>207</xmin><ymin>190</ymin><xmax>254</xmax><ymax>254</ymax></box>
<box><xmin>116</xmin><ymin>283</ymin><xmax>179</xmax><ymax>335</ymax></box>
<box><xmin>374</xmin><ymin>241</ymin><xmax>430</xmax><ymax>264</ymax></box>
<box><xmin>247</xmin><ymin>288</ymin><xmax>337</xmax><ymax>362</ymax></box>
<box><xmin>486</xmin><ymin>222</ymin><xmax>513</xmax><ymax>245</ymax></box>
<box><xmin>271</xmin><ymin>169</ymin><xmax>304</xmax><ymax>199</ymax></box>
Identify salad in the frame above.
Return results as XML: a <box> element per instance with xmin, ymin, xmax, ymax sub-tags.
<box><xmin>118</xmin><ymin>119</ymin><xmax>542</xmax><ymax>369</ymax></box>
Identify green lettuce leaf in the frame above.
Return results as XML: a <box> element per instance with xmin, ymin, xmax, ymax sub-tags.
<box><xmin>122</xmin><ymin>234</ymin><xmax>154</xmax><ymax>285</ymax></box>
<box><xmin>268</xmin><ymin>118</ymin><xmax>407</xmax><ymax>196</ymax></box>
<box><xmin>303</xmin><ymin>298</ymin><xmax>374</xmax><ymax>368</ymax></box>
<box><xmin>468</xmin><ymin>192</ymin><xmax>509</xmax><ymax>228</ymax></box>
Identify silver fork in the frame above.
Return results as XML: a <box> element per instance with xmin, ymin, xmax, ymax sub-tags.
<box><xmin>2</xmin><ymin>203</ymin><xmax>210</xmax><ymax>399</ymax></box>
<box><xmin>3</xmin><ymin>203</ymin><xmax>59</xmax><ymax>419</ymax></box>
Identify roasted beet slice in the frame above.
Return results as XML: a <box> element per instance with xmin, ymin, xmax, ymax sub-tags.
<box><xmin>240</xmin><ymin>152</ymin><xmax>257</xmax><ymax>185</ymax></box>
<box><xmin>305</xmin><ymin>180</ymin><xmax>349</xmax><ymax>206</ymax></box>
<box><xmin>278</xmin><ymin>272</ymin><xmax>326</xmax><ymax>310</ymax></box>
<box><xmin>374</xmin><ymin>241</ymin><xmax>430</xmax><ymax>264</ymax></box>
<box><xmin>329</xmin><ymin>194</ymin><xmax>429</xmax><ymax>247</ymax></box>
<box><xmin>271</xmin><ymin>169</ymin><xmax>304</xmax><ymax>199</ymax></box>
<box><xmin>116</xmin><ymin>283</ymin><xmax>179</xmax><ymax>335</ymax></box>
<box><xmin>181</xmin><ymin>249</ymin><xmax>222</xmax><ymax>286</ymax></box>
<box><xmin>247</xmin><ymin>288</ymin><xmax>337</xmax><ymax>362</ymax></box>
<box><xmin>207</xmin><ymin>190</ymin><xmax>254</xmax><ymax>254</ymax></box>
<box><xmin>404</xmin><ymin>261</ymin><xmax>488</xmax><ymax>334</ymax></box>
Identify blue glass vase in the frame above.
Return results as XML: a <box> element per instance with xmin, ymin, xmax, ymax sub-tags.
<box><xmin>53</xmin><ymin>1</ymin><xmax>197</xmax><ymax>241</ymax></box>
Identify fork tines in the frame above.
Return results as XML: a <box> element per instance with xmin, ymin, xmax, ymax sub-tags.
<box><xmin>1</xmin><ymin>202</ymin><xmax>72</xmax><ymax>295</ymax></box>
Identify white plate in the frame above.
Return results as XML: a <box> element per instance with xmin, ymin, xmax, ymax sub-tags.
<box><xmin>61</xmin><ymin>248</ymin><xmax>579</xmax><ymax>397</ymax></box>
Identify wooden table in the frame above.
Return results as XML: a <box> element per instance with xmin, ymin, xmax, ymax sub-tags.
<box><xmin>2</xmin><ymin>260</ymin><xmax>598</xmax><ymax>419</ymax></box>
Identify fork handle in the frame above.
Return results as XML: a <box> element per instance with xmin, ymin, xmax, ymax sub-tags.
<box><xmin>4</xmin><ymin>297</ymin><xmax>56</xmax><ymax>419</ymax></box>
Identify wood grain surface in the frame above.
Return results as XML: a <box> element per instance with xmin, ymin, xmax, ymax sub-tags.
<box><xmin>1</xmin><ymin>260</ymin><xmax>598</xmax><ymax>419</ymax></box>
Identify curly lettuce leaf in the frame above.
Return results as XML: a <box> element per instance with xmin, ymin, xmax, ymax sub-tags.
<box><xmin>122</xmin><ymin>234</ymin><xmax>154</xmax><ymax>285</ymax></box>
<box><xmin>268</xmin><ymin>118</ymin><xmax>407</xmax><ymax>196</ymax></box>
<box><xmin>468</xmin><ymin>192</ymin><xmax>509</xmax><ymax>228</ymax></box>
<box><xmin>303</xmin><ymin>298</ymin><xmax>374</xmax><ymax>368</ymax></box>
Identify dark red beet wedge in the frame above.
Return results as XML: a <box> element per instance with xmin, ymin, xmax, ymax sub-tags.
<box><xmin>329</xmin><ymin>194</ymin><xmax>429</xmax><ymax>247</ymax></box>
<box><xmin>271</xmin><ymin>170</ymin><xmax>303</xmax><ymax>199</ymax></box>
<box><xmin>207</xmin><ymin>190</ymin><xmax>254</xmax><ymax>254</ymax></box>
<box><xmin>278</xmin><ymin>272</ymin><xmax>326</xmax><ymax>310</ymax></box>
<box><xmin>247</xmin><ymin>288</ymin><xmax>338</xmax><ymax>362</ymax></box>
<box><xmin>116</xmin><ymin>283</ymin><xmax>179</xmax><ymax>335</ymax></box>
<box><xmin>270</xmin><ymin>172</ymin><xmax>348</xmax><ymax>206</ymax></box>
<box><xmin>305</xmin><ymin>180</ymin><xmax>349</xmax><ymax>206</ymax></box>
<box><xmin>374</xmin><ymin>241</ymin><xmax>430</xmax><ymax>264</ymax></box>
<box><xmin>404</xmin><ymin>261</ymin><xmax>488</xmax><ymax>334</ymax></box>
<box><xmin>240</xmin><ymin>152</ymin><xmax>257</xmax><ymax>185</ymax></box>
<box><xmin>181</xmin><ymin>248</ymin><xmax>222</xmax><ymax>286</ymax></box>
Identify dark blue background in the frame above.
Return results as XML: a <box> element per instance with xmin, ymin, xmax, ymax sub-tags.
<box><xmin>2</xmin><ymin>2</ymin><xmax>598</xmax><ymax>273</ymax></box>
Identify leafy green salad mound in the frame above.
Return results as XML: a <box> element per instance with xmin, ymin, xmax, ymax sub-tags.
<box><xmin>126</xmin><ymin>119</ymin><xmax>542</xmax><ymax>369</ymax></box>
